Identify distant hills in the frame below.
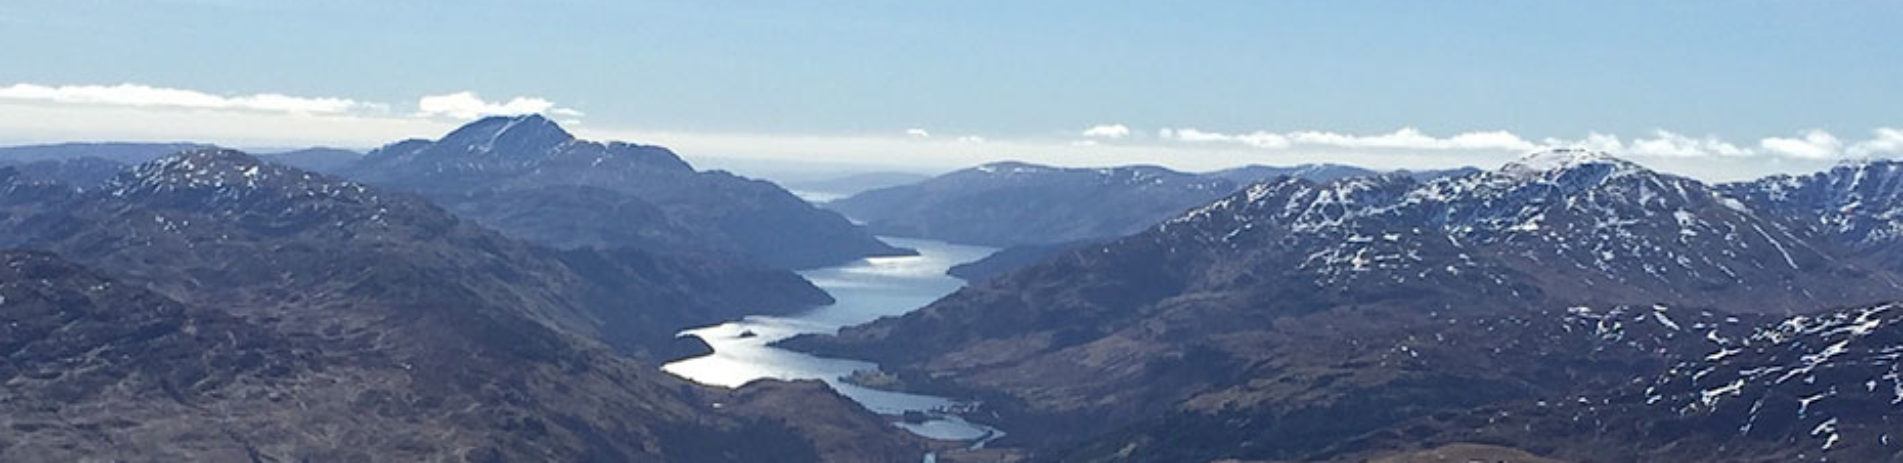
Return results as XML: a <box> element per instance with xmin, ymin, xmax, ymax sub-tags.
<box><xmin>0</xmin><ymin>142</ymin><xmax>220</xmax><ymax>189</ymax></box>
<box><xmin>0</xmin><ymin>117</ymin><xmax>915</xmax><ymax>270</ymax></box>
<box><xmin>0</xmin><ymin>143</ymin><xmax>360</xmax><ymax>189</ymax></box>
<box><xmin>0</xmin><ymin>142</ymin><xmax>216</xmax><ymax>165</ymax></box>
<box><xmin>779</xmin><ymin>171</ymin><xmax>933</xmax><ymax>201</ymax></box>
<box><xmin>828</xmin><ymin>161</ymin><xmax>1478</xmax><ymax>248</ymax></box>
<box><xmin>829</xmin><ymin>160</ymin><xmax>1477</xmax><ymax>281</ymax></box>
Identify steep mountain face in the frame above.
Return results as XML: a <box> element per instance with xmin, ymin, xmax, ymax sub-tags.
<box><xmin>1723</xmin><ymin>160</ymin><xmax>1903</xmax><ymax>272</ymax></box>
<box><xmin>343</xmin><ymin>115</ymin><xmax>907</xmax><ymax>268</ymax></box>
<box><xmin>788</xmin><ymin>150</ymin><xmax>1903</xmax><ymax>458</ymax></box>
<box><xmin>443</xmin><ymin>185</ymin><xmax>723</xmax><ymax>255</ymax></box>
<box><xmin>0</xmin><ymin>151</ymin><xmax>920</xmax><ymax>461</ymax></box>
<box><xmin>1336</xmin><ymin>302</ymin><xmax>1903</xmax><ymax>462</ymax></box>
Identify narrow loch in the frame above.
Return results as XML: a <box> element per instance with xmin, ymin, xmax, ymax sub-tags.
<box><xmin>662</xmin><ymin>237</ymin><xmax>1003</xmax><ymax>441</ymax></box>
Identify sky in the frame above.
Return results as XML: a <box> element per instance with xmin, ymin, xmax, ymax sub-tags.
<box><xmin>0</xmin><ymin>0</ymin><xmax>1898</xmax><ymax>181</ymax></box>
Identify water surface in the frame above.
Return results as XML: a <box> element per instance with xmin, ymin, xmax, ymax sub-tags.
<box><xmin>662</xmin><ymin>237</ymin><xmax>1003</xmax><ymax>441</ymax></box>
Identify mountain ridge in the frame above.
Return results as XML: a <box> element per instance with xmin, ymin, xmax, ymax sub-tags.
<box><xmin>825</xmin><ymin>159</ymin><xmax>1481</xmax><ymax>252</ymax></box>
<box><xmin>0</xmin><ymin>150</ymin><xmax>926</xmax><ymax>461</ymax></box>
<box><xmin>342</xmin><ymin>114</ymin><xmax>908</xmax><ymax>269</ymax></box>
<box><xmin>787</xmin><ymin>150</ymin><xmax>1903</xmax><ymax>459</ymax></box>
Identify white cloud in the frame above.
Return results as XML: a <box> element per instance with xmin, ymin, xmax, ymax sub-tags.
<box><xmin>1160</xmin><ymin>127</ymin><xmax>1291</xmax><ymax>149</ymax></box>
<box><xmin>1848</xmin><ymin>128</ymin><xmax>1903</xmax><ymax>158</ymax></box>
<box><xmin>1445</xmin><ymin>130</ymin><xmax>1541</xmax><ymax>151</ymax></box>
<box><xmin>0</xmin><ymin>82</ymin><xmax>377</xmax><ymax>114</ymax></box>
<box><xmin>415</xmin><ymin>91</ymin><xmax>576</xmax><ymax>119</ymax></box>
<box><xmin>4</xmin><ymin>81</ymin><xmax>1900</xmax><ymax>183</ymax></box>
<box><xmin>1163</xmin><ymin>126</ymin><xmax>1535</xmax><ymax>151</ymax></box>
<box><xmin>0</xmin><ymin>82</ymin><xmax>583</xmax><ymax>148</ymax></box>
<box><xmin>1543</xmin><ymin>132</ymin><xmax>1626</xmax><ymax>153</ymax></box>
<box><xmin>1609</xmin><ymin>130</ymin><xmax>1751</xmax><ymax>158</ymax></box>
<box><xmin>1082</xmin><ymin>124</ymin><xmax>1131</xmax><ymax>139</ymax></box>
<box><xmin>1145</xmin><ymin>125</ymin><xmax>1903</xmax><ymax>166</ymax></box>
<box><xmin>1759</xmin><ymin>129</ymin><xmax>1843</xmax><ymax>159</ymax></box>
<box><xmin>0</xmin><ymin>100</ymin><xmax>455</xmax><ymax>148</ymax></box>
<box><xmin>0</xmin><ymin>82</ymin><xmax>586</xmax><ymax>124</ymax></box>
<box><xmin>1286</xmin><ymin>127</ymin><xmax>1537</xmax><ymax>151</ymax></box>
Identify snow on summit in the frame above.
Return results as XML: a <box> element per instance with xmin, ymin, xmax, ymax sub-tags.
<box><xmin>1160</xmin><ymin>149</ymin><xmax>1902</xmax><ymax>311</ymax></box>
<box><xmin>1499</xmin><ymin>148</ymin><xmax>1636</xmax><ymax>179</ymax></box>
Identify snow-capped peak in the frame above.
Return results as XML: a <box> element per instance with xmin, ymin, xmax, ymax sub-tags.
<box><xmin>437</xmin><ymin>114</ymin><xmax>575</xmax><ymax>155</ymax></box>
<box><xmin>1499</xmin><ymin>149</ymin><xmax>1635</xmax><ymax>178</ymax></box>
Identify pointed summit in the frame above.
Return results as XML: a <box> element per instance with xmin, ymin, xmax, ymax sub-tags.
<box><xmin>436</xmin><ymin>114</ymin><xmax>575</xmax><ymax>156</ymax></box>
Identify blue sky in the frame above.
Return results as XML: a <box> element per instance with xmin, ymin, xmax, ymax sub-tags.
<box><xmin>0</xmin><ymin>1</ymin><xmax>1898</xmax><ymax>180</ymax></box>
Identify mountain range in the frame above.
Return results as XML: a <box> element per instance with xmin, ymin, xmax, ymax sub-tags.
<box><xmin>12</xmin><ymin>128</ymin><xmax>1903</xmax><ymax>461</ymax></box>
<box><xmin>787</xmin><ymin>149</ymin><xmax>1903</xmax><ymax>461</ymax></box>
<box><xmin>827</xmin><ymin>161</ymin><xmax>1478</xmax><ymax>281</ymax></box>
<box><xmin>827</xmin><ymin>160</ymin><xmax>1478</xmax><ymax>249</ymax></box>
<box><xmin>0</xmin><ymin>149</ymin><xmax>923</xmax><ymax>461</ymax></box>
<box><xmin>341</xmin><ymin>115</ymin><xmax>908</xmax><ymax>269</ymax></box>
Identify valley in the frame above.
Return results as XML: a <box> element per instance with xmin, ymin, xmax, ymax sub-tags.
<box><xmin>4</xmin><ymin>5</ymin><xmax>1896</xmax><ymax>461</ymax></box>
